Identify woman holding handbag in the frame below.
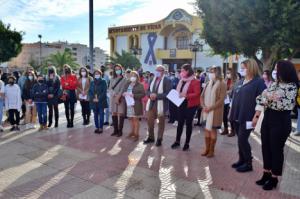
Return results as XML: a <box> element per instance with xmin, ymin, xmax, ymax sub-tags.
<box><xmin>46</xmin><ymin>66</ymin><xmax>61</xmax><ymax>128</ymax></box>
<box><xmin>77</xmin><ymin>67</ymin><xmax>92</xmax><ymax>125</ymax></box>
<box><xmin>109</xmin><ymin>64</ymin><xmax>128</xmax><ymax>137</ymax></box>
<box><xmin>61</xmin><ymin>64</ymin><xmax>77</xmax><ymax>128</ymax></box>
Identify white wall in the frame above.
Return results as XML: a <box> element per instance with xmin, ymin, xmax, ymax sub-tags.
<box><xmin>116</xmin><ymin>36</ymin><xmax>128</xmax><ymax>54</ymax></box>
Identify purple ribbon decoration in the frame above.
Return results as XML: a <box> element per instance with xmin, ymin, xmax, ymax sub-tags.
<box><xmin>144</xmin><ymin>32</ymin><xmax>157</xmax><ymax>65</ymax></box>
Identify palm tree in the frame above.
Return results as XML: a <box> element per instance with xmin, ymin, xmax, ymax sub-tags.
<box><xmin>110</xmin><ymin>50</ymin><xmax>141</xmax><ymax>70</ymax></box>
<box><xmin>43</xmin><ymin>49</ymin><xmax>79</xmax><ymax>74</ymax></box>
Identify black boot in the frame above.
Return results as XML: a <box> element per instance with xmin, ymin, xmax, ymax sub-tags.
<box><xmin>54</xmin><ymin>116</ymin><xmax>59</xmax><ymax>128</ymax></box>
<box><xmin>67</xmin><ymin>118</ymin><xmax>71</xmax><ymax>128</ymax></box>
<box><xmin>48</xmin><ymin>121</ymin><xmax>52</xmax><ymax>128</ymax></box>
<box><xmin>111</xmin><ymin>116</ymin><xmax>118</xmax><ymax>136</ymax></box>
<box><xmin>87</xmin><ymin>115</ymin><xmax>90</xmax><ymax>125</ymax></box>
<box><xmin>231</xmin><ymin>159</ymin><xmax>244</xmax><ymax>168</ymax></box>
<box><xmin>263</xmin><ymin>176</ymin><xmax>278</xmax><ymax>191</ymax></box>
<box><xmin>117</xmin><ymin>116</ymin><xmax>124</xmax><ymax>137</ymax></box>
<box><xmin>236</xmin><ymin>162</ymin><xmax>253</xmax><ymax>173</ymax></box>
<box><xmin>256</xmin><ymin>172</ymin><xmax>272</xmax><ymax>186</ymax></box>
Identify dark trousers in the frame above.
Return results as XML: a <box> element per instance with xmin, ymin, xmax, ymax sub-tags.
<box><xmin>48</xmin><ymin>103</ymin><xmax>59</xmax><ymax>124</ymax></box>
<box><xmin>93</xmin><ymin>106</ymin><xmax>104</xmax><ymax>129</ymax></box>
<box><xmin>168</xmin><ymin>101</ymin><xmax>177</xmax><ymax>122</ymax></box>
<box><xmin>176</xmin><ymin>103</ymin><xmax>198</xmax><ymax>145</ymax></box>
<box><xmin>195</xmin><ymin>108</ymin><xmax>202</xmax><ymax>124</ymax></box>
<box><xmin>261</xmin><ymin>109</ymin><xmax>291</xmax><ymax>176</ymax></box>
<box><xmin>80</xmin><ymin>101</ymin><xmax>91</xmax><ymax>120</ymax></box>
<box><xmin>64</xmin><ymin>100</ymin><xmax>75</xmax><ymax>123</ymax></box>
<box><xmin>8</xmin><ymin>109</ymin><xmax>20</xmax><ymax>125</ymax></box>
<box><xmin>223</xmin><ymin>104</ymin><xmax>230</xmax><ymax>129</ymax></box>
<box><xmin>36</xmin><ymin>103</ymin><xmax>47</xmax><ymax>125</ymax></box>
<box><xmin>234</xmin><ymin>121</ymin><xmax>252</xmax><ymax>163</ymax></box>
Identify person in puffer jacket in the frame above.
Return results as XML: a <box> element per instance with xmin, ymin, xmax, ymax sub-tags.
<box><xmin>31</xmin><ymin>75</ymin><xmax>48</xmax><ymax>131</ymax></box>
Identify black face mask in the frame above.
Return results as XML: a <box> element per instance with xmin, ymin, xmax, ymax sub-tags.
<box><xmin>9</xmin><ymin>81</ymin><xmax>14</xmax><ymax>85</ymax></box>
<box><xmin>65</xmin><ymin>70</ymin><xmax>71</xmax><ymax>74</ymax></box>
<box><xmin>48</xmin><ymin>70</ymin><xmax>54</xmax><ymax>74</ymax></box>
<box><xmin>38</xmin><ymin>80</ymin><xmax>44</xmax><ymax>84</ymax></box>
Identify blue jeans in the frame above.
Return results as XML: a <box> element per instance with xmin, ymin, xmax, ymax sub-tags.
<box><xmin>297</xmin><ymin>108</ymin><xmax>300</xmax><ymax>132</ymax></box>
<box><xmin>36</xmin><ymin>103</ymin><xmax>47</xmax><ymax>125</ymax></box>
<box><xmin>93</xmin><ymin>106</ymin><xmax>104</xmax><ymax>129</ymax></box>
<box><xmin>0</xmin><ymin>99</ymin><xmax>4</xmax><ymax>125</ymax></box>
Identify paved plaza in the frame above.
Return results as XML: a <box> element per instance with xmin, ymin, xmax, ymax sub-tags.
<box><xmin>0</xmin><ymin>109</ymin><xmax>299</xmax><ymax>199</ymax></box>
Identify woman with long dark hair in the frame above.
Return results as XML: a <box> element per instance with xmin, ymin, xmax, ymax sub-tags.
<box><xmin>61</xmin><ymin>64</ymin><xmax>77</xmax><ymax>128</ymax></box>
<box><xmin>46</xmin><ymin>66</ymin><xmax>61</xmax><ymax>128</ymax></box>
<box><xmin>255</xmin><ymin>60</ymin><xmax>298</xmax><ymax>190</ymax></box>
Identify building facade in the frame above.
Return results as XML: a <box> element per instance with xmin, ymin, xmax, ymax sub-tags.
<box><xmin>8</xmin><ymin>41</ymin><xmax>107</xmax><ymax>71</ymax></box>
<box><xmin>108</xmin><ymin>9</ymin><xmax>226</xmax><ymax>72</ymax></box>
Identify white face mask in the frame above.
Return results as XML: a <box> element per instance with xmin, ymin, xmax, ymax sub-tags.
<box><xmin>272</xmin><ymin>70</ymin><xmax>277</xmax><ymax>80</ymax></box>
<box><xmin>130</xmin><ymin>76</ymin><xmax>137</xmax><ymax>82</ymax></box>
<box><xmin>208</xmin><ymin>73</ymin><xmax>216</xmax><ymax>80</ymax></box>
<box><xmin>155</xmin><ymin>71</ymin><xmax>161</xmax><ymax>78</ymax></box>
<box><xmin>95</xmin><ymin>75</ymin><xmax>101</xmax><ymax>79</ymax></box>
<box><xmin>240</xmin><ymin>68</ymin><xmax>246</xmax><ymax>77</ymax></box>
<box><xmin>226</xmin><ymin>74</ymin><xmax>231</xmax><ymax>79</ymax></box>
<box><xmin>81</xmin><ymin>72</ymin><xmax>86</xmax><ymax>77</ymax></box>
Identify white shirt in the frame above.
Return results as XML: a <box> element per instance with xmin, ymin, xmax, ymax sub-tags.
<box><xmin>5</xmin><ymin>84</ymin><xmax>22</xmax><ymax>111</ymax></box>
<box><xmin>82</xmin><ymin>78</ymin><xmax>87</xmax><ymax>90</ymax></box>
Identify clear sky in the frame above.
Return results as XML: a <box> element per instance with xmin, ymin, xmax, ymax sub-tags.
<box><xmin>0</xmin><ymin>0</ymin><xmax>195</xmax><ymax>53</ymax></box>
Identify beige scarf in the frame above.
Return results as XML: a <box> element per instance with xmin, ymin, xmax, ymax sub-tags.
<box><xmin>202</xmin><ymin>80</ymin><xmax>220</xmax><ymax>130</ymax></box>
<box><xmin>146</xmin><ymin>76</ymin><xmax>165</xmax><ymax>116</ymax></box>
<box><xmin>176</xmin><ymin>75</ymin><xmax>195</xmax><ymax>95</ymax></box>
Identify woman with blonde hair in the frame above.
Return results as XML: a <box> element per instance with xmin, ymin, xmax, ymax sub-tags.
<box><xmin>229</xmin><ymin>59</ymin><xmax>266</xmax><ymax>172</ymax></box>
<box><xmin>201</xmin><ymin>66</ymin><xmax>227</xmax><ymax>157</ymax></box>
<box><xmin>123</xmin><ymin>71</ymin><xmax>145</xmax><ymax>141</ymax></box>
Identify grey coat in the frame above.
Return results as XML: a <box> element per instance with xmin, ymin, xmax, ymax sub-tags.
<box><xmin>109</xmin><ymin>77</ymin><xmax>128</xmax><ymax>114</ymax></box>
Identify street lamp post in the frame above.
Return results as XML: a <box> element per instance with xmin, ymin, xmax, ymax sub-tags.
<box><xmin>38</xmin><ymin>34</ymin><xmax>42</xmax><ymax>66</ymax></box>
<box><xmin>189</xmin><ymin>40</ymin><xmax>204</xmax><ymax>68</ymax></box>
<box><xmin>89</xmin><ymin>0</ymin><xmax>94</xmax><ymax>72</ymax></box>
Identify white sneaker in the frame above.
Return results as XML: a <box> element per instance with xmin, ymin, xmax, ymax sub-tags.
<box><xmin>173</xmin><ymin>121</ymin><xmax>178</xmax><ymax>126</ymax></box>
<box><xmin>294</xmin><ymin>132</ymin><xmax>300</xmax><ymax>136</ymax></box>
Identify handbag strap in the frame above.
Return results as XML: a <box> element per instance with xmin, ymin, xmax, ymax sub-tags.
<box><xmin>112</xmin><ymin>77</ymin><xmax>123</xmax><ymax>90</ymax></box>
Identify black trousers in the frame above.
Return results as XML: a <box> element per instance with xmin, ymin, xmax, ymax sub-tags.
<box><xmin>261</xmin><ymin>109</ymin><xmax>291</xmax><ymax>176</ymax></box>
<box><xmin>80</xmin><ymin>101</ymin><xmax>91</xmax><ymax>120</ymax></box>
<box><xmin>8</xmin><ymin>109</ymin><xmax>20</xmax><ymax>125</ymax></box>
<box><xmin>168</xmin><ymin>101</ymin><xmax>178</xmax><ymax>122</ymax></box>
<box><xmin>234</xmin><ymin>121</ymin><xmax>252</xmax><ymax>163</ymax></box>
<box><xmin>223</xmin><ymin>104</ymin><xmax>230</xmax><ymax>129</ymax></box>
<box><xmin>64</xmin><ymin>100</ymin><xmax>75</xmax><ymax>122</ymax></box>
<box><xmin>48</xmin><ymin>104</ymin><xmax>59</xmax><ymax>124</ymax></box>
<box><xmin>176</xmin><ymin>102</ymin><xmax>198</xmax><ymax>145</ymax></box>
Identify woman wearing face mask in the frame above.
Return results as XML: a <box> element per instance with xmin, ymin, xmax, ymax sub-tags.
<box><xmin>109</xmin><ymin>64</ymin><xmax>127</xmax><ymax>137</ymax></box>
<box><xmin>123</xmin><ymin>71</ymin><xmax>145</xmax><ymax>141</ymax></box>
<box><xmin>171</xmin><ymin>64</ymin><xmax>201</xmax><ymax>151</ymax></box>
<box><xmin>255</xmin><ymin>60</ymin><xmax>298</xmax><ymax>190</ymax></box>
<box><xmin>23</xmin><ymin>71</ymin><xmax>37</xmax><ymax>130</ymax></box>
<box><xmin>89</xmin><ymin>70</ymin><xmax>108</xmax><ymax>134</ymax></box>
<box><xmin>61</xmin><ymin>64</ymin><xmax>78</xmax><ymax>128</ymax></box>
<box><xmin>221</xmin><ymin>68</ymin><xmax>238</xmax><ymax>136</ymax></box>
<box><xmin>262</xmin><ymin>70</ymin><xmax>273</xmax><ymax>88</ymax></box>
<box><xmin>200</xmin><ymin>66</ymin><xmax>227</xmax><ymax>157</ymax></box>
<box><xmin>229</xmin><ymin>59</ymin><xmax>266</xmax><ymax>172</ymax></box>
<box><xmin>5</xmin><ymin>76</ymin><xmax>22</xmax><ymax>131</ymax></box>
<box><xmin>77</xmin><ymin>67</ymin><xmax>92</xmax><ymax>125</ymax></box>
<box><xmin>46</xmin><ymin>66</ymin><xmax>61</xmax><ymax>128</ymax></box>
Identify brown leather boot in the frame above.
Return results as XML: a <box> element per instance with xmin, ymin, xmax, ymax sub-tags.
<box><xmin>201</xmin><ymin>137</ymin><xmax>210</xmax><ymax>156</ymax></box>
<box><xmin>221</xmin><ymin>128</ymin><xmax>229</xmax><ymax>135</ymax></box>
<box><xmin>207</xmin><ymin>138</ymin><xmax>217</xmax><ymax>158</ymax></box>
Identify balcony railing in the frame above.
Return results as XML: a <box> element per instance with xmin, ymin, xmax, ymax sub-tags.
<box><xmin>156</xmin><ymin>49</ymin><xmax>194</xmax><ymax>59</ymax></box>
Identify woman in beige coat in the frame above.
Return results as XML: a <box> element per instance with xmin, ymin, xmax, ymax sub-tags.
<box><xmin>123</xmin><ymin>71</ymin><xmax>145</xmax><ymax>141</ymax></box>
<box><xmin>201</xmin><ymin>66</ymin><xmax>227</xmax><ymax>158</ymax></box>
<box><xmin>109</xmin><ymin>64</ymin><xmax>128</xmax><ymax>137</ymax></box>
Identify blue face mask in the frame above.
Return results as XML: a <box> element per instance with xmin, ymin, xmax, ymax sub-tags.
<box><xmin>116</xmin><ymin>70</ymin><xmax>122</xmax><ymax>75</ymax></box>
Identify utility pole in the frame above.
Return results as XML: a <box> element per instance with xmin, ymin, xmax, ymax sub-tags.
<box><xmin>89</xmin><ymin>0</ymin><xmax>94</xmax><ymax>72</ymax></box>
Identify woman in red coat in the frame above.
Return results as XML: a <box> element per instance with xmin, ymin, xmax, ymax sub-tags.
<box><xmin>171</xmin><ymin>64</ymin><xmax>201</xmax><ymax>151</ymax></box>
<box><xmin>61</xmin><ymin>64</ymin><xmax>77</xmax><ymax>128</ymax></box>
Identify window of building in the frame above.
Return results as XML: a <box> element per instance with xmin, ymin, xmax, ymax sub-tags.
<box><xmin>176</xmin><ymin>36</ymin><xmax>189</xmax><ymax>49</ymax></box>
<box><xmin>72</xmin><ymin>47</ymin><xmax>77</xmax><ymax>51</ymax></box>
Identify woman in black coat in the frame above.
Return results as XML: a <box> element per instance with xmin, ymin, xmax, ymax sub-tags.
<box><xmin>46</xmin><ymin>66</ymin><xmax>61</xmax><ymax>128</ymax></box>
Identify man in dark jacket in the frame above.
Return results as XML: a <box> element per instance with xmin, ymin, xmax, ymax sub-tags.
<box><xmin>31</xmin><ymin>75</ymin><xmax>48</xmax><ymax>131</ymax></box>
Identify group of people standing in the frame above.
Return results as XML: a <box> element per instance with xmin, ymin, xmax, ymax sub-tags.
<box><xmin>0</xmin><ymin>58</ymin><xmax>297</xmax><ymax>192</ymax></box>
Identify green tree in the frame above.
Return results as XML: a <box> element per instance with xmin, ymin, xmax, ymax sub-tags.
<box><xmin>196</xmin><ymin>0</ymin><xmax>300</xmax><ymax>69</ymax></box>
<box><xmin>0</xmin><ymin>21</ymin><xmax>23</xmax><ymax>63</ymax></box>
<box><xmin>110</xmin><ymin>50</ymin><xmax>141</xmax><ymax>70</ymax></box>
<box><xmin>43</xmin><ymin>49</ymin><xmax>79</xmax><ymax>74</ymax></box>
